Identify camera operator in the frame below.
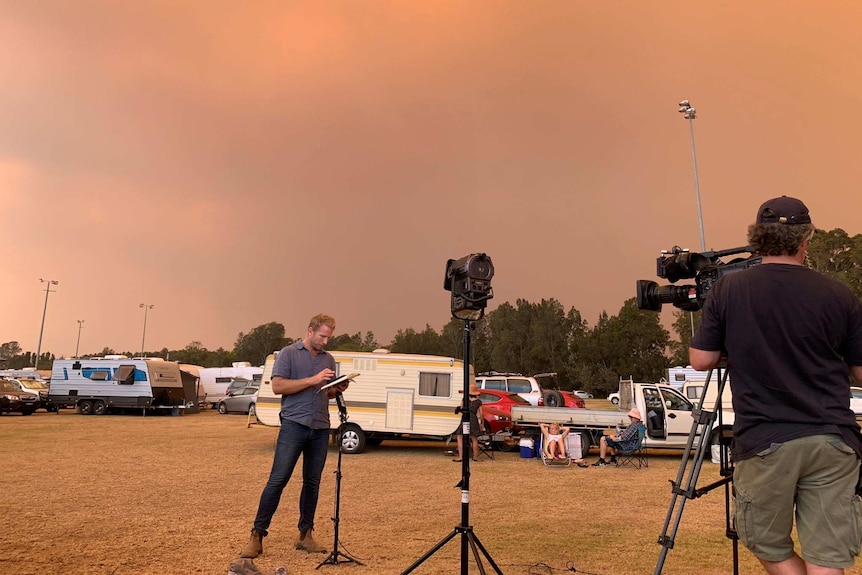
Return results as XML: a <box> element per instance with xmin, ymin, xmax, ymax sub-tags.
<box><xmin>689</xmin><ymin>196</ymin><xmax>862</xmax><ymax>575</ymax></box>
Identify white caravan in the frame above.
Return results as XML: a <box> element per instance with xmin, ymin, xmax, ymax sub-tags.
<box><xmin>199</xmin><ymin>362</ymin><xmax>263</xmax><ymax>408</ymax></box>
<box><xmin>256</xmin><ymin>349</ymin><xmax>468</xmax><ymax>453</ymax></box>
<box><xmin>49</xmin><ymin>358</ymin><xmax>193</xmax><ymax>415</ymax></box>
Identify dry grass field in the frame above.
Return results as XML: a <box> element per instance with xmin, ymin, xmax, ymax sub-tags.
<box><xmin>2</xmin><ymin>408</ymin><xmax>861</xmax><ymax>575</ymax></box>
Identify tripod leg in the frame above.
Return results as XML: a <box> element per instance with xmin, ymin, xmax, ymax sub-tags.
<box><xmin>467</xmin><ymin>531</ymin><xmax>504</xmax><ymax>575</ymax></box>
<box><xmin>400</xmin><ymin>529</ymin><xmax>460</xmax><ymax>575</ymax></box>
<box><xmin>655</xmin><ymin>367</ymin><xmax>733</xmax><ymax>575</ymax></box>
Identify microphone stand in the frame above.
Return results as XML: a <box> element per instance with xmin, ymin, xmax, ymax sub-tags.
<box><xmin>317</xmin><ymin>391</ymin><xmax>363</xmax><ymax>568</ymax></box>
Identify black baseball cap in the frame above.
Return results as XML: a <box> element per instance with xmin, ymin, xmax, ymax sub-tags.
<box><xmin>755</xmin><ymin>196</ymin><xmax>811</xmax><ymax>225</ymax></box>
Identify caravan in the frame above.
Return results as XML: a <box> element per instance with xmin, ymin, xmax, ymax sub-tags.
<box><xmin>256</xmin><ymin>349</ymin><xmax>467</xmax><ymax>453</ymax></box>
<box><xmin>199</xmin><ymin>363</ymin><xmax>263</xmax><ymax>408</ymax></box>
<box><xmin>49</xmin><ymin>358</ymin><xmax>197</xmax><ymax>415</ymax></box>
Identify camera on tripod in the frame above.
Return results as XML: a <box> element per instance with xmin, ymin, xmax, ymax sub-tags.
<box><xmin>636</xmin><ymin>245</ymin><xmax>761</xmax><ymax>312</ymax></box>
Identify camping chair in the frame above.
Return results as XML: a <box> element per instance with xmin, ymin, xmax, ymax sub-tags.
<box><xmin>539</xmin><ymin>426</ymin><xmax>571</xmax><ymax>468</ymax></box>
<box><xmin>475</xmin><ymin>432</ymin><xmax>495</xmax><ymax>461</ymax></box>
<box><xmin>615</xmin><ymin>424</ymin><xmax>648</xmax><ymax>469</ymax></box>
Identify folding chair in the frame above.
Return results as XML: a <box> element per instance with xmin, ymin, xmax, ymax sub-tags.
<box><xmin>539</xmin><ymin>426</ymin><xmax>571</xmax><ymax>468</ymax></box>
<box><xmin>615</xmin><ymin>424</ymin><xmax>648</xmax><ymax>469</ymax></box>
<box><xmin>476</xmin><ymin>433</ymin><xmax>495</xmax><ymax>460</ymax></box>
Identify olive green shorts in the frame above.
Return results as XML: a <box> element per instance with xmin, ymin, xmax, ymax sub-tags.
<box><xmin>733</xmin><ymin>434</ymin><xmax>862</xmax><ymax>568</ymax></box>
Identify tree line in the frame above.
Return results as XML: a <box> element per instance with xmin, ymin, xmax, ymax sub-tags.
<box><xmin>2</xmin><ymin>228</ymin><xmax>859</xmax><ymax>398</ymax></box>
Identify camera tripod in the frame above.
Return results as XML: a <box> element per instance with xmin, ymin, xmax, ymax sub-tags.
<box><xmin>654</xmin><ymin>365</ymin><xmax>739</xmax><ymax>575</ymax></box>
<box><xmin>400</xmin><ymin>319</ymin><xmax>503</xmax><ymax>575</ymax></box>
<box><xmin>317</xmin><ymin>392</ymin><xmax>363</xmax><ymax>569</ymax></box>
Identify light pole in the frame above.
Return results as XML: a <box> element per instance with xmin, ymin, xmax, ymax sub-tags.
<box><xmin>678</xmin><ymin>100</ymin><xmax>706</xmax><ymax>252</ymax></box>
<box><xmin>679</xmin><ymin>100</ymin><xmax>706</xmax><ymax>339</ymax></box>
<box><xmin>75</xmin><ymin>320</ymin><xmax>85</xmax><ymax>358</ymax></box>
<box><xmin>35</xmin><ymin>279</ymin><xmax>59</xmax><ymax>370</ymax></box>
<box><xmin>139</xmin><ymin>304</ymin><xmax>154</xmax><ymax>358</ymax></box>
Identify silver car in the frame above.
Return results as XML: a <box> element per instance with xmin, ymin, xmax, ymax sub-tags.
<box><xmin>217</xmin><ymin>386</ymin><xmax>258</xmax><ymax>415</ymax></box>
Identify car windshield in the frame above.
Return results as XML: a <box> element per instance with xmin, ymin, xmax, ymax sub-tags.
<box><xmin>506</xmin><ymin>393</ymin><xmax>530</xmax><ymax>404</ymax></box>
<box><xmin>20</xmin><ymin>380</ymin><xmax>47</xmax><ymax>389</ymax></box>
<box><xmin>0</xmin><ymin>381</ymin><xmax>19</xmax><ymax>392</ymax></box>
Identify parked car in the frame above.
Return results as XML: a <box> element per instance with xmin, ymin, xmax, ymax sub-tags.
<box><xmin>851</xmin><ymin>387</ymin><xmax>862</xmax><ymax>416</ymax></box>
<box><xmin>7</xmin><ymin>378</ymin><xmax>57</xmax><ymax>411</ymax></box>
<box><xmin>224</xmin><ymin>377</ymin><xmax>260</xmax><ymax>397</ymax></box>
<box><xmin>559</xmin><ymin>391</ymin><xmax>586</xmax><ymax>409</ymax></box>
<box><xmin>572</xmin><ymin>390</ymin><xmax>593</xmax><ymax>399</ymax></box>
<box><xmin>475</xmin><ymin>390</ymin><xmax>531</xmax><ymax>435</ymax></box>
<box><xmin>475</xmin><ymin>372</ymin><xmax>564</xmax><ymax>406</ymax></box>
<box><xmin>607</xmin><ymin>392</ymin><xmax>620</xmax><ymax>405</ymax></box>
<box><xmin>0</xmin><ymin>379</ymin><xmax>39</xmax><ymax>415</ymax></box>
<box><xmin>217</xmin><ymin>386</ymin><xmax>258</xmax><ymax>415</ymax></box>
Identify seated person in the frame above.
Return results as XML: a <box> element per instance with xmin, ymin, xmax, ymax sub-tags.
<box><xmin>454</xmin><ymin>383</ymin><xmax>485</xmax><ymax>462</ymax></box>
<box><xmin>540</xmin><ymin>422</ymin><xmax>588</xmax><ymax>467</ymax></box>
<box><xmin>540</xmin><ymin>422</ymin><xmax>569</xmax><ymax>459</ymax></box>
<box><xmin>592</xmin><ymin>407</ymin><xmax>642</xmax><ymax>466</ymax></box>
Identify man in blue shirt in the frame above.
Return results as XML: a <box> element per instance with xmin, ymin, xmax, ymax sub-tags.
<box><xmin>241</xmin><ymin>313</ymin><xmax>349</xmax><ymax>558</ymax></box>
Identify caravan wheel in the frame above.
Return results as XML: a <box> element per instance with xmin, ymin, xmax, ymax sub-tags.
<box><xmin>92</xmin><ymin>400</ymin><xmax>107</xmax><ymax>415</ymax></box>
<box><xmin>340</xmin><ymin>424</ymin><xmax>366</xmax><ymax>454</ymax></box>
<box><xmin>78</xmin><ymin>400</ymin><xmax>93</xmax><ymax>415</ymax></box>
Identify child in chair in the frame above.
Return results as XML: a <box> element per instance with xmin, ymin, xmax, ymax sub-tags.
<box><xmin>540</xmin><ymin>422</ymin><xmax>569</xmax><ymax>459</ymax></box>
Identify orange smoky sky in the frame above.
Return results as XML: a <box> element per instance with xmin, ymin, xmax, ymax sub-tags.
<box><xmin>2</xmin><ymin>1</ymin><xmax>861</xmax><ymax>358</ymax></box>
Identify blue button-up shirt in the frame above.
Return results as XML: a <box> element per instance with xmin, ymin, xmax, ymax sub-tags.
<box><xmin>273</xmin><ymin>340</ymin><xmax>336</xmax><ymax>429</ymax></box>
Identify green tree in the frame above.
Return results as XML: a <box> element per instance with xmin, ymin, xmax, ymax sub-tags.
<box><xmin>0</xmin><ymin>341</ymin><xmax>22</xmax><ymax>359</ymax></box>
<box><xmin>170</xmin><ymin>341</ymin><xmax>210</xmax><ymax>366</ymax></box>
<box><xmin>330</xmin><ymin>331</ymin><xmax>379</xmax><ymax>352</ymax></box>
<box><xmin>234</xmin><ymin>322</ymin><xmax>288</xmax><ymax>365</ymax></box>
<box><xmin>572</xmin><ymin>300</ymin><xmax>670</xmax><ymax>396</ymax></box>
<box><xmin>807</xmin><ymin>228</ymin><xmax>862</xmax><ymax>298</ymax></box>
<box><xmin>668</xmin><ymin>310</ymin><xmax>701</xmax><ymax>367</ymax></box>
<box><xmin>389</xmin><ymin>324</ymin><xmax>443</xmax><ymax>355</ymax></box>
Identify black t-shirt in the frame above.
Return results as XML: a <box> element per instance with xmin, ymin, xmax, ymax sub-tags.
<box><xmin>691</xmin><ymin>263</ymin><xmax>862</xmax><ymax>460</ymax></box>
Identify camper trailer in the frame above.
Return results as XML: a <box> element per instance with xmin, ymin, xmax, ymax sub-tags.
<box><xmin>49</xmin><ymin>358</ymin><xmax>196</xmax><ymax>415</ymax></box>
<box><xmin>199</xmin><ymin>363</ymin><xmax>263</xmax><ymax>408</ymax></box>
<box><xmin>256</xmin><ymin>349</ymin><xmax>467</xmax><ymax>454</ymax></box>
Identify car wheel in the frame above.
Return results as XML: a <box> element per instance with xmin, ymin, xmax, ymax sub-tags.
<box><xmin>217</xmin><ymin>403</ymin><xmax>228</xmax><ymax>414</ymax></box>
<box><xmin>78</xmin><ymin>400</ymin><xmax>93</xmax><ymax>415</ymax></box>
<box><xmin>93</xmin><ymin>400</ymin><xmax>107</xmax><ymax>415</ymax></box>
<box><xmin>340</xmin><ymin>423</ymin><xmax>366</xmax><ymax>454</ymax></box>
<box><xmin>611</xmin><ymin>397</ymin><xmax>619</xmax><ymax>405</ymax></box>
<box><xmin>543</xmin><ymin>390</ymin><xmax>564</xmax><ymax>407</ymax></box>
<box><xmin>579</xmin><ymin>431</ymin><xmax>592</xmax><ymax>455</ymax></box>
<box><xmin>494</xmin><ymin>439</ymin><xmax>518</xmax><ymax>452</ymax></box>
<box><xmin>248</xmin><ymin>403</ymin><xmax>256</xmax><ymax>417</ymax></box>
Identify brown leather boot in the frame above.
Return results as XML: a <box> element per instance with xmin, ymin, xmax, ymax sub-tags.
<box><xmin>294</xmin><ymin>529</ymin><xmax>327</xmax><ymax>553</ymax></box>
<box><xmin>240</xmin><ymin>530</ymin><xmax>264</xmax><ymax>558</ymax></box>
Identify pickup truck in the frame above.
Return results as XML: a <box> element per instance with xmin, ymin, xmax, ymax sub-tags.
<box><xmin>510</xmin><ymin>381</ymin><xmax>733</xmax><ymax>453</ymax></box>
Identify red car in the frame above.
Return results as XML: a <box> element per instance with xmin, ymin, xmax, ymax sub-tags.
<box><xmin>475</xmin><ymin>390</ymin><xmax>530</xmax><ymax>435</ymax></box>
<box><xmin>559</xmin><ymin>391</ymin><xmax>586</xmax><ymax>409</ymax></box>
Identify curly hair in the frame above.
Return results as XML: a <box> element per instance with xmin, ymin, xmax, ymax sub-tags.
<box><xmin>747</xmin><ymin>223</ymin><xmax>815</xmax><ymax>257</ymax></box>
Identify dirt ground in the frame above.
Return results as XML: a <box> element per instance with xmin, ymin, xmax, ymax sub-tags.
<box><xmin>2</xmin><ymin>410</ymin><xmax>860</xmax><ymax>575</ymax></box>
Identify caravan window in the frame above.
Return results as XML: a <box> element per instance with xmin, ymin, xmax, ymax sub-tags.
<box><xmin>418</xmin><ymin>372</ymin><xmax>452</xmax><ymax>397</ymax></box>
<box><xmin>82</xmin><ymin>368</ymin><xmax>112</xmax><ymax>381</ymax></box>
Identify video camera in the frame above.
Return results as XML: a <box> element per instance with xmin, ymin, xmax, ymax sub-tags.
<box><xmin>636</xmin><ymin>246</ymin><xmax>761</xmax><ymax>312</ymax></box>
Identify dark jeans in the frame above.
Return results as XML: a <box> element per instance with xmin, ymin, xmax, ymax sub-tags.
<box><xmin>252</xmin><ymin>419</ymin><xmax>330</xmax><ymax>535</ymax></box>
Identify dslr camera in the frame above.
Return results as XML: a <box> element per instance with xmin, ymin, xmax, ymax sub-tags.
<box><xmin>636</xmin><ymin>245</ymin><xmax>761</xmax><ymax>312</ymax></box>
